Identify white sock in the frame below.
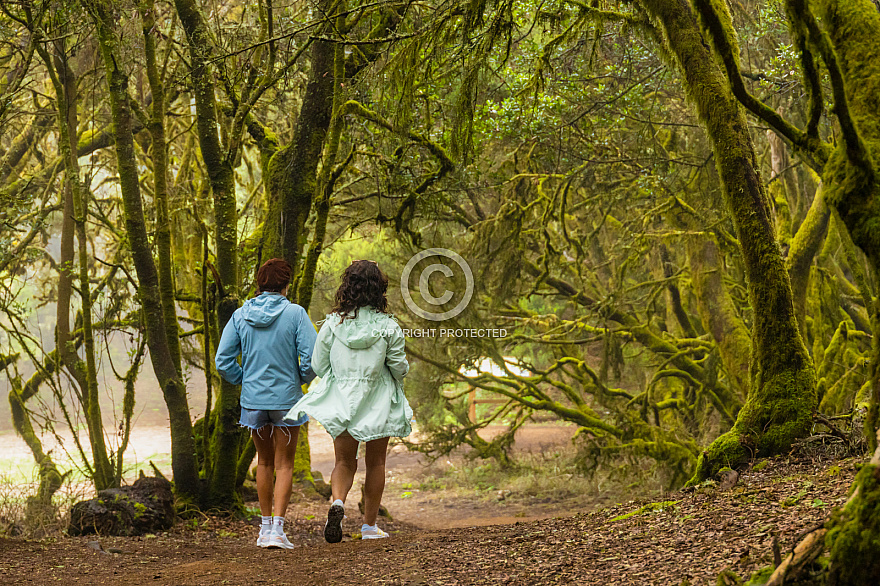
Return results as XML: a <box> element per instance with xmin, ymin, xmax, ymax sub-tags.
<box><xmin>332</xmin><ymin>499</ymin><xmax>344</xmax><ymax>508</ymax></box>
<box><xmin>260</xmin><ymin>516</ymin><xmax>272</xmax><ymax>534</ymax></box>
<box><xmin>362</xmin><ymin>523</ymin><xmax>377</xmax><ymax>532</ymax></box>
<box><xmin>273</xmin><ymin>516</ymin><xmax>285</xmax><ymax>534</ymax></box>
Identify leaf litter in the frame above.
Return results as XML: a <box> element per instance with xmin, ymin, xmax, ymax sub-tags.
<box><xmin>0</xmin><ymin>455</ymin><xmax>859</xmax><ymax>585</ymax></box>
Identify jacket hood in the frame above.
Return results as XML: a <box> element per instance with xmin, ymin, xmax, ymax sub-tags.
<box><xmin>240</xmin><ymin>292</ymin><xmax>290</xmax><ymax>327</ymax></box>
<box><xmin>327</xmin><ymin>307</ymin><xmax>393</xmax><ymax>349</ymax></box>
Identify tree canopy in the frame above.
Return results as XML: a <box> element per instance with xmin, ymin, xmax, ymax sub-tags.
<box><xmin>0</xmin><ymin>3</ymin><xmax>878</xmax><ymax>574</ymax></box>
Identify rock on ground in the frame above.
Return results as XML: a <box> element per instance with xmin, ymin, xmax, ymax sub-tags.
<box><xmin>68</xmin><ymin>476</ymin><xmax>174</xmax><ymax>537</ymax></box>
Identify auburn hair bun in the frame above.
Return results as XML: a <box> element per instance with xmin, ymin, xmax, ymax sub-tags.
<box><xmin>257</xmin><ymin>258</ymin><xmax>292</xmax><ymax>293</ymax></box>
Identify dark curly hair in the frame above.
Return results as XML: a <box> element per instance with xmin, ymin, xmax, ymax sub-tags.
<box><xmin>331</xmin><ymin>260</ymin><xmax>388</xmax><ymax>320</ymax></box>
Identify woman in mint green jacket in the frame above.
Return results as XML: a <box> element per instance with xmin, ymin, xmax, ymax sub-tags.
<box><xmin>286</xmin><ymin>260</ymin><xmax>412</xmax><ymax>543</ymax></box>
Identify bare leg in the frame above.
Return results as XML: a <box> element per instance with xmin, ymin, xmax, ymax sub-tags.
<box><xmin>251</xmin><ymin>426</ymin><xmax>276</xmax><ymax>517</ymax></box>
<box><xmin>330</xmin><ymin>432</ymin><xmax>359</xmax><ymax>503</ymax></box>
<box><xmin>272</xmin><ymin>425</ymin><xmax>300</xmax><ymax>518</ymax></box>
<box><xmin>363</xmin><ymin>437</ymin><xmax>390</xmax><ymax>526</ymax></box>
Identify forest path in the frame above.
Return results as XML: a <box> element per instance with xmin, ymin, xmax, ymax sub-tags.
<box><xmin>310</xmin><ymin>423</ymin><xmax>590</xmax><ymax>530</ymax></box>
<box><xmin>0</xmin><ymin>455</ymin><xmax>857</xmax><ymax>586</ymax></box>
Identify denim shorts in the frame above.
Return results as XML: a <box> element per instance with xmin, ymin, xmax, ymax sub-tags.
<box><xmin>239</xmin><ymin>407</ymin><xmax>306</xmax><ymax>430</ymax></box>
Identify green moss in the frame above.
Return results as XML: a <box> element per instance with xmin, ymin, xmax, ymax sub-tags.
<box><xmin>744</xmin><ymin>565</ymin><xmax>773</xmax><ymax>586</ymax></box>
<box><xmin>786</xmin><ymin>187</ymin><xmax>830</xmax><ymax>334</ymax></box>
<box><xmin>76</xmin><ymin>128</ymin><xmax>104</xmax><ymax>153</ymax></box>
<box><xmin>609</xmin><ymin>500</ymin><xmax>678</xmax><ymax>522</ymax></box>
<box><xmin>817</xmin><ymin>321</ymin><xmax>848</xmax><ymax>406</ymax></box>
<box><xmin>854</xmin><ymin>380</ymin><xmax>872</xmax><ymax>408</ymax></box>
<box><xmin>825</xmin><ymin>463</ymin><xmax>880</xmax><ymax>583</ymax></box>
<box><xmin>691</xmin><ymin>362</ymin><xmax>814</xmax><ymax>484</ymax></box>
<box><xmin>752</xmin><ymin>459</ymin><xmax>770</xmax><ymax>472</ymax></box>
<box><xmin>716</xmin><ymin>569</ymin><xmax>743</xmax><ymax>585</ymax></box>
<box><xmin>292</xmin><ymin>424</ymin><xmax>314</xmax><ymax>486</ymax></box>
<box><xmin>813</xmin><ymin>0</ymin><xmax>880</xmax><ymax>270</ymax></box>
<box><xmin>688</xmin><ymin>431</ymin><xmax>749</xmax><ymax>486</ymax></box>
<box><xmin>644</xmin><ymin>0</ymin><xmax>818</xmax><ymax>487</ymax></box>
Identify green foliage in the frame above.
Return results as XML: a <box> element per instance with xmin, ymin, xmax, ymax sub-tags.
<box><xmin>2</xmin><ymin>0</ymin><xmax>879</xmax><ymax>524</ymax></box>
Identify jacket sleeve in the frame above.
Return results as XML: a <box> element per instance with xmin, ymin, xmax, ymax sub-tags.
<box><xmin>311</xmin><ymin>320</ymin><xmax>333</xmax><ymax>379</ymax></box>
<box><xmin>385</xmin><ymin>324</ymin><xmax>409</xmax><ymax>382</ymax></box>
<box><xmin>215</xmin><ymin>316</ymin><xmax>243</xmax><ymax>385</ymax></box>
<box><xmin>295</xmin><ymin>306</ymin><xmax>318</xmax><ymax>384</ymax></box>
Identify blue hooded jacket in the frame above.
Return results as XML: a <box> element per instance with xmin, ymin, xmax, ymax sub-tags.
<box><xmin>215</xmin><ymin>292</ymin><xmax>317</xmax><ymax>413</ymax></box>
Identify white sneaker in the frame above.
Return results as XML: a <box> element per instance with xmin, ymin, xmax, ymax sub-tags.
<box><xmin>361</xmin><ymin>524</ymin><xmax>389</xmax><ymax>539</ymax></box>
<box><xmin>256</xmin><ymin>528</ymin><xmax>271</xmax><ymax>548</ymax></box>
<box><xmin>266</xmin><ymin>531</ymin><xmax>295</xmax><ymax>549</ymax></box>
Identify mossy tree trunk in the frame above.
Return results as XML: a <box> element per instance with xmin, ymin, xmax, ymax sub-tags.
<box><xmin>640</xmin><ymin>0</ymin><xmax>816</xmax><ymax>483</ymax></box>
<box><xmin>261</xmin><ymin>18</ymin><xmax>335</xmax><ymax>267</ymax></box>
<box><xmin>657</xmin><ymin>244</ymin><xmax>698</xmax><ymax>339</ymax></box>
<box><xmin>285</xmin><ymin>9</ymin><xmax>349</xmax><ymax>489</ymax></box>
<box><xmin>296</xmin><ymin>5</ymin><xmax>347</xmax><ymax>314</ymax></box>
<box><xmin>809</xmin><ymin>0</ymin><xmax>880</xmax><ymax>449</ymax></box>
<box><xmin>84</xmin><ymin>0</ymin><xmax>200</xmax><ymax>499</ymax></box>
<box><xmin>171</xmin><ymin>0</ymin><xmax>241</xmax><ymax>508</ymax></box>
<box><xmin>786</xmin><ymin>183</ymin><xmax>830</xmax><ymax>336</ymax></box>
<box><xmin>0</xmin><ymin>111</ymin><xmax>51</xmax><ymax>184</ymax></box>
<box><xmin>687</xmin><ymin>236</ymin><xmax>752</xmax><ymax>399</ymax></box>
<box><xmin>242</xmin><ymin>3</ymin><xmax>405</xmax><ymax>489</ymax></box>
<box><xmin>691</xmin><ymin>0</ymin><xmax>880</xmax><ymax>448</ymax></box>
<box><xmin>7</xmin><ymin>352</ymin><xmax>66</xmax><ymax>509</ymax></box>
<box><xmin>285</xmin><ymin>5</ymin><xmax>337</xmax><ymax>488</ymax></box>
<box><xmin>36</xmin><ymin>35</ymin><xmax>115</xmax><ymax>491</ymax></box>
<box><xmin>824</xmin><ymin>434</ymin><xmax>880</xmax><ymax>585</ymax></box>
<box><xmin>141</xmin><ymin>0</ymin><xmax>182</xmax><ymax>376</ymax></box>
<box><xmin>669</xmin><ymin>200</ymin><xmax>751</xmax><ymax>399</ymax></box>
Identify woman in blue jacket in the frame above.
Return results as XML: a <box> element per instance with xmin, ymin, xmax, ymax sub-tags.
<box><xmin>215</xmin><ymin>258</ymin><xmax>317</xmax><ymax>549</ymax></box>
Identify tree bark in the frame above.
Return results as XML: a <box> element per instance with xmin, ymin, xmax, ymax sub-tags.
<box><xmin>38</xmin><ymin>40</ymin><xmax>115</xmax><ymax>490</ymax></box>
<box><xmin>141</xmin><ymin>0</ymin><xmax>182</xmax><ymax>374</ymax></box>
<box><xmin>810</xmin><ymin>0</ymin><xmax>880</xmax><ymax>449</ymax></box>
<box><xmin>786</xmin><ymin>183</ymin><xmax>830</xmax><ymax>335</ymax></box>
<box><xmin>0</xmin><ymin>111</ymin><xmax>51</xmax><ymax>183</ymax></box>
<box><xmin>641</xmin><ymin>0</ymin><xmax>816</xmax><ymax>483</ymax></box>
<box><xmin>8</xmin><ymin>352</ymin><xmax>67</xmax><ymax>507</ymax></box>
<box><xmin>687</xmin><ymin>236</ymin><xmax>752</xmax><ymax>398</ymax></box>
<box><xmin>824</xmin><ymin>430</ymin><xmax>880</xmax><ymax>585</ymax></box>
<box><xmin>171</xmin><ymin>0</ymin><xmax>241</xmax><ymax>507</ymax></box>
<box><xmin>296</xmin><ymin>11</ymin><xmax>346</xmax><ymax>311</ymax></box>
<box><xmin>86</xmin><ymin>0</ymin><xmax>200</xmax><ymax>499</ymax></box>
<box><xmin>261</xmin><ymin>22</ymin><xmax>335</xmax><ymax>267</ymax></box>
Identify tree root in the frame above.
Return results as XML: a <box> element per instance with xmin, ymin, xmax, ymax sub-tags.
<box><xmin>764</xmin><ymin>528</ymin><xmax>827</xmax><ymax>586</ymax></box>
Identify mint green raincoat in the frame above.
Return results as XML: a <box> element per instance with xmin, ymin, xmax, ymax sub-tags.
<box><xmin>286</xmin><ymin>307</ymin><xmax>412</xmax><ymax>441</ymax></box>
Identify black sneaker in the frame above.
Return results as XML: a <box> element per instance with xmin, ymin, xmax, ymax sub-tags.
<box><xmin>324</xmin><ymin>500</ymin><xmax>345</xmax><ymax>543</ymax></box>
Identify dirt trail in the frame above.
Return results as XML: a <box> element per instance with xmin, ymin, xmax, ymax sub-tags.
<box><xmin>0</xmin><ymin>455</ymin><xmax>858</xmax><ymax>585</ymax></box>
<box><xmin>319</xmin><ymin>424</ymin><xmax>583</xmax><ymax>530</ymax></box>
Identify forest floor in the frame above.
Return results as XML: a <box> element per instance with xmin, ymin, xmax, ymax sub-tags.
<box><xmin>0</xmin><ymin>425</ymin><xmax>862</xmax><ymax>585</ymax></box>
